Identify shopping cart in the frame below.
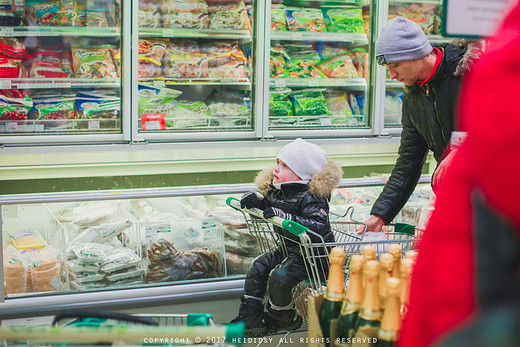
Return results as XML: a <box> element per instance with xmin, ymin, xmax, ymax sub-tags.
<box><xmin>226</xmin><ymin>197</ymin><xmax>420</xmax><ymax>322</ymax></box>
<box><xmin>0</xmin><ymin>309</ymin><xmax>244</xmax><ymax>346</ymax></box>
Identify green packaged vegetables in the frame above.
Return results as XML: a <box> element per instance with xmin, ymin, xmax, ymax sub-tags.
<box><xmin>322</xmin><ymin>7</ymin><xmax>365</xmax><ymax>33</ymax></box>
<box><xmin>291</xmin><ymin>89</ymin><xmax>330</xmax><ymax>120</ymax></box>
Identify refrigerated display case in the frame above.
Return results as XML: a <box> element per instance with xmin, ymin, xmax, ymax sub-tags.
<box><xmin>264</xmin><ymin>0</ymin><xmax>374</xmax><ymax>139</ymax></box>
<box><xmin>0</xmin><ymin>0</ymin><xmax>129</xmax><ymax>144</ymax></box>
<box><xmin>0</xmin><ymin>176</ymin><xmax>432</xmax><ymax>318</ymax></box>
<box><xmin>134</xmin><ymin>0</ymin><xmax>262</xmax><ymax>142</ymax></box>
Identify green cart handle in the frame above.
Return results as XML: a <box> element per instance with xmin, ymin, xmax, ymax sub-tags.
<box><xmin>226</xmin><ymin>197</ymin><xmax>308</xmax><ymax>236</ymax></box>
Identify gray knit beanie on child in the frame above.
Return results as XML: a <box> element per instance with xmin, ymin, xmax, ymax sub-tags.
<box><xmin>277</xmin><ymin>138</ymin><xmax>327</xmax><ymax>182</ymax></box>
<box><xmin>375</xmin><ymin>16</ymin><xmax>433</xmax><ymax>65</ymax></box>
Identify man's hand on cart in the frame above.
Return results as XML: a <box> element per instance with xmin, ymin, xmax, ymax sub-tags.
<box><xmin>263</xmin><ymin>207</ymin><xmax>293</xmax><ymax>220</ymax></box>
<box><xmin>358</xmin><ymin>214</ymin><xmax>385</xmax><ymax>234</ymax></box>
<box><xmin>240</xmin><ymin>190</ymin><xmax>264</xmax><ymax>209</ymax></box>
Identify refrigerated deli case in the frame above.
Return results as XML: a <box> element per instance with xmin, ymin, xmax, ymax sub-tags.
<box><xmin>0</xmin><ymin>0</ymin><xmax>453</xmax><ymax>145</ymax></box>
<box><xmin>0</xmin><ymin>177</ymin><xmax>433</xmax><ymax>318</ymax></box>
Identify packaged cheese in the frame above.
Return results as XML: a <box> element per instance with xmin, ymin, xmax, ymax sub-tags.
<box><xmin>7</xmin><ymin>230</ymin><xmax>46</xmax><ymax>250</ymax></box>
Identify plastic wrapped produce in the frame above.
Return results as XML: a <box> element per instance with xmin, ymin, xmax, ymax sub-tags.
<box><xmin>146</xmin><ymin>239</ymin><xmax>220</xmax><ymax>283</ymax></box>
<box><xmin>25</xmin><ymin>0</ymin><xmax>80</xmax><ymax>26</ymax></box>
<box><xmin>290</xmin><ymin>88</ymin><xmax>330</xmax><ymax>119</ymax></box>
<box><xmin>316</xmin><ymin>53</ymin><xmax>359</xmax><ymax>78</ymax></box>
<box><xmin>323</xmin><ymin>7</ymin><xmax>365</xmax><ymax>33</ymax></box>
<box><xmin>71</xmin><ymin>45</ymin><xmax>118</xmax><ymax>78</ymax></box>
<box><xmin>271</xmin><ymin>8</ymin><xmax>287</xmax><ymax>31</ymax></box>
<box><xmin>285</xmin><ymin>8</ymin><xmax>326</xmax><ymax>32</ymax></box>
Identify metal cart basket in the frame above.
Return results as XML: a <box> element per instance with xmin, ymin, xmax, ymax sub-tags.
<box><xmin>226</xmin><ymin>197</ymin><xmax>420</xmax><ymax>322</ymax></box>
<box><xmin>0</xmin><ymin>310</ymin><xmax>244</xmax><ymax>346</ymax></box>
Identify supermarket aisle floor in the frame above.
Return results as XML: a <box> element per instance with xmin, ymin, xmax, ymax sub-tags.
<box><xmin>242</xmin><ymin>326</ymin><xmax>308</xmax><ymax>347</ymax></box>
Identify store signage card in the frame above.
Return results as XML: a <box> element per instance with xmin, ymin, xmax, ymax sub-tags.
<box><xmin>442</xmin><ymin>0</ymin><xmax>517</xmax><ymax>38</ymax></box>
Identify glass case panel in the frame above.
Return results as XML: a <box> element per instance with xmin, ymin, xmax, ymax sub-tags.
<box><xmin>268</xmin><ymin>0</ymin><xmax>371</xmax><ymax>132</ymax></box>
<box><xmin>137</xmin><ymin>0</ymin><xmax>256</xmax><ymax>134</ymax></box>
<box><xmin>0</xmin><ymin>0</ymin><xmax>123</xmax><ymax>136</ymax></box>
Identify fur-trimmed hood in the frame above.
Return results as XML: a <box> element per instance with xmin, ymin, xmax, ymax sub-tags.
<box><xmin>254</xmin><ymin>160</ymin><xmax>343</xmax><ymax>199</ymax></box>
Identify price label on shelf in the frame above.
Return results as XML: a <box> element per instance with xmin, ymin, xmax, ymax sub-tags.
<box><xmin>0</xmin><ymin>27</ymin><xmax>14</xmax><ymax>36</ymax></box>
<box><xmin>274</xmin><ymin>79</ymin><xmax>286</xmax><ymax>88</ymax></box>
<box><xmin>163</xmin><ymin>29</ymin><xmax>174</xmax><ymax>37</ymax></box>
<box><xmin>292</xmin><ymin>32</ymin><xmax>303</xmax><ymax>41</ymax></box>
<box><xmin>309</xmin><ymin>80</ymin><xmax>319</xmax><ymax>87</ymax></box>
<box><xmin>88</xmin><ymin>120</ymin><xmax>101</xmax><ymax>130</ymax></box>
<box><xmin>0</xmin><ymin>80</ymin><xmax>12</xmax><ymax>89</ymax></box>
<box><xmin>153</xmin><ymin>80</ymin><xmax>166</xmax><ymax>87</ymax></box>
<box><xmin>34</xmin><ymin>124</ymin><xmax>44</xmax><ymax>132</ymax></box>
<box><xmin>319</xmin><ymin>117</ymin><xmax>333</xmax><ymax>126</ymax></box>
<box><xmin>5</xmin><ymin>122</ymin><xmax>18</xmax><ymax>132</ymax></box>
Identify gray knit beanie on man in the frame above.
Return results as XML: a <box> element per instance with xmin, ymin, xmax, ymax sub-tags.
<box><xmin>375</xmin><ymin>16</ymin><xmax>433</xmax><ymax>65</ymax></box>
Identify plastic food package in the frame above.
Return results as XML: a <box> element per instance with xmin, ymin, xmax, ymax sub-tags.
<box><xmin>390</xmin><ymin>3</ymin><xmax>440</xmax><ymax>35</ymax></box>
<box><xmin>270</xmin><ymin>46</ymin><xmax>290</xmax><ymax>78</ymax></box>
<box><xmin>70</xmin><ymin>271</ymin><xmax>104</xmax><ymax>283</ymax></box>
<box><xmin>22</xmin><ymin>246</ymin><xmax>63</xmax><ymax>292</ymax></box>
<box><xmin>322</xmin><ymin>7</ymin><xmax>365</xmax><ymax>33</ymax></box>
<box><xmin>71</xmin><ymin>45</ymin><xmax>117</xmax><ymax>78</ymax></box>
<box><xmin>138</xmin><ymin>39</ymin><xmax>167</xmax><ymax>78</ymax></box>
<box><xmin>271</xmin><ymin>8</ymin><xmax>287</xmax><ymax>31</ymax></box>
<box><xmin>138</xmin><ymin>83</ymin><xmax>181</xmax><ymax>118</ymax></box>
<box><xmin>285</xmin><ymin>8</ymin><xmax>326</xmax><ymax>32</ymax></box>
<box><xmin>0</xmin><ymin>0</ymin><xmax>24</xmax><ymax>26</ymax></box>
<box><xmin>208</xmin><ymin>1</ymin><xmax>251</xmax><ymax>31</ymax></box>
<box><xmin>75</xmin><ymin>96</ymin><xmax>120</xmax><ymax>129</ymax></box>
<box><xmin>316</xmin><ymin>53</ymin><xmax>359</xmax><ymax>78</ymax></box>
<box><xmin>100</xmin><ymin>247</ymin><xmax>141</xmax><ymax>273</ymax></box>
<box><xmin>70</xmin><ymin>220</ymin><xmax>132</xmax><ymax>245</ymax></box>
<box><xmin>55</xmin><ymin>201</ymin><xmax>123</xmax><ymax>226</ymax></box>
<box><xmin>29</xmin><ymin>51</ymin><xmax>73</xmax><ymax>78</ymax></box>
<box><xmin>7</xmin><ymin>230</ymin><xmax>47</xmax><ymax>250</ymax></box>
<box><xmin>163</xmin><ymin>0</ymin><xmax>210</xmax><ymax>29</ymax></box>
<box><xmin>0</xmin><ymin>90</ymin><xmax>32</xmax><ymax>120</ymax></box>
<box><xmin>349</xmin><ymin>48</ymin><xmax>368</xmax><ymax>80</ymax></box>
<box><xmin>31</xmin><ymin>96</ymin><xmax>76</xmax><ymax>122</ymax></box>
<box><xmin>290</xmin><ymin>88</ymin><xmax>330</xmax><ymax>119</ymax></box>
<box><xmin>71</xmin><ymin>243</ymin><xmax>108</xmax><ymax>263</ymax></box>
<box><xmin>0</xmin><ymin>37</ymin><xmax>29</xmax><ymax>59</ymax></box>
<box><xmin>324</xmin><ymin>91</ymin><xmax>353</xmax><ymax>117</ymax></box>
<box><xmin>78</xmin><ymin>8</ymin><xmax>108</xmax><ymax>27</ymax></box>
<box><xmin>25</xmin><ymin>0</ymin><xmax>80</xmax><ymax>27</ymax></box>
<box><xmin>0</xmin><ymin>57</ymin><xmax>26</xmax><ymax>78</ymax></box>
<box><xmin>269</xmin><ymin>87</ymin><xmax>293</xmax><ymax>119</ymax></box>
<box><xmin>164</xmin><ymin>45</ymin><xmax>209</xmax><ymax>78</ymax></box>
<box><xmin>139</xmin><ymin>0</ymin><xmax>162</xmax><ymax>28</ymax></box>
<box><xmin>105</xmin><ymin>267</ymin><xmax>144</xmax><ymax>282</ymax></box>
<box><xmin>167</xmin><ymin>100</ymin><xmax>210</xmax><ymax>128</ymax></box>
<box><xmin>3</xmin><ymin>244</ymin><xmax>27</xmax><ymax>294</ymax></box>
<box><xmin>68</xmin><ymin>259</ymin><xmax>100</xmax><ymax>273</ymax></box>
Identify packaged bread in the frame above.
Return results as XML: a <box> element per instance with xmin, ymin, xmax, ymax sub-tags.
<box><xmin>3</xmin><ymin>244</ymin><xmax>27</xmax><ymax>294</ymax></box>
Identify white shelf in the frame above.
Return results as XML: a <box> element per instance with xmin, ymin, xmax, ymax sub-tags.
<box><xmin>139</xmin><ymin>78</ymin><xmax>251</xmax><ymax>87</ymax></box>
<box><xmin>270</xmin><ymin>78</ymin><xmax>367</xmax><ymax>89</ymax></box>
<box><xmin>271</xmin><ymin>31</ymin><xmax>368</xmax><ymax>44</ymax></box>
<box><xmin>139</xmin><ymin>28</ymin><xmax>252</xmax><ymax>41</ymax></box>
<box><xmin>0</xmin><ymin>78</ymin><xmax>120</xmax><ymax>89</ymax></box>
<box><xmin>386</xmin><ymin>80</ymin><xmax>404</xmax><ymax>88</ymax></box>
<box><xmin>0</xmin><ymin>26</ymin><xmax>120</xmax><ymax>37</ymax></box>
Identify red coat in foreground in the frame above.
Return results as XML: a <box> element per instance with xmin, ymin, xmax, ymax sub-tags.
<box><xmin>399</xmin><ymin>3</ymin><xmax>520</xmax><ymax>347</ymax></box>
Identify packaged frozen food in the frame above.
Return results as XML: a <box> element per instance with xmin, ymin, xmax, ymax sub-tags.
<box><xmin>166</xmin><ymin>0</ymin><xmax>209</xmax><ymax>13</ymax></box>
<box><xmin>269</xmin><ymin>45</ymin><xmax>290</xmax><ymax>78</ymax></box>
<box><xmin>0</xmin><ymin>56</ymin><xmax>26</xmax><ymax>78</ymax></box>
<box><xmin>167</xmin><ymin>100</ymin><xmax>210</xmax><ymax>128</ymax></box>
<box><xmin>145</xmin><ymin>239</ymin><xmax>221</xmax><ymax>283</ymax></box>
<box><xmin>208</xmin><ymin>1</ymin><xmax>251</xmax><ymax>31</ymax></box>
<box><xmin>139</xmin><ymin>0</ymin><xmax>162</xmax><ymax>28</ymax></box>
<box><xmin>72</xmin><ymin>45</ymin><xmax>118</xmax><ymax>78</ymax></box>
<box><xmin>68</xmin><ymin>259</ymin><xmax>100</xmax><ymax>273</ymax></box>
<box><xmin>3</xmin><ymin>244</ymin><xmax>27</xmax><ymax>294</ymax></box>
<box><xmin>22</xmin><ymin>246</ymin><xmax>63</xmax><ymax>292</ymax></box>
<box><xmin>25</xmin><ymin>0</ymin><xmax>80</xmax><ymax>27</ymax></box>
<box><xmin>285</xmin><ymin>8</ymin><xmax>326</xmax><ymax>32</ymax></box>
<box><xmin>203</xmin><ymin>41</ymin><xmax>246</xmax><ymax>65</ymax></box>
<box><xmin>138</xmin><ymin>83</ymin><xmax>181</xmax><ymax>117</ymax></box>
<box><xmin>0</xmin><ymin>37</ymin><xmax>29</xmax><ymax>59</ymax></box>
<box><xmin>32</xmin><ymin>96</ymin><xmax>76</xmax><ymax>122</ymax></box>
<box><xmin>101</xmin><ymin>248</ymin><xmax>141</xmax><ymax>273</ymax></box>
<box><xmin>79</xmin><ymin>8</ymin><xmax>108</xmax><ymax>27</ymax></box>
<box><xmin>55</xmin><ymin>201</ymin><xmax>123</xmax><ymax>226</ymax></box>
<box><xmin>271</xmin><ymin>8</ymin><xmax>287</xmax><ymax>31</ymax></box>
<box><xmin>105</xmin><ymin>267</ymin><xmax>144</xmax><ymax>282</ymax></box>
<box><xmin>29</xmin><ymin>51</ymin><xmax>73</xmax><ymax>78</ymax></box>
<box><xmin>322</xmin><ymin>7</ymin><xmax>365</xmax><ymax>33</ymax></box>
<box><xmin>290</xmin><ymin>88</ymin><xmax>330</xmax><ymax>119</ymax></box>
<box><xmin>70</xmin><ymin>220</ymin><xmax>131</xmax><ymax>244</ymax></box>
<box><xmin>70</xmin><ymin>271</ymin><xmax>104</xmax><ymax>283</ymax></box>
<box><xmin>138</xmin><ymin>39</ymin><xmax>167</xmax><ymax>78</ymax></box>
<box><xmin>7</xmin><ymin>230</ymin><xmax>46</xmax><ymax>250</ymax></box>
<box><xmin>324</xmin><ymin>90</ymin><xmax>353</xmax><ymax>117</ymax></box>
<box><xmin>113</xmin><ymin>47</ymin><xmax>120</xmax><ymax>77</ymax></box>
<box><xmin>75</xmin><ymin>96</ymin><xmax>120</xmax><ymax>129</ymax></box>
<box><xmin>349</xmin><ymin>48</ymin><xmax>368</xmax><ymax>80</ymax></box>
<box><xmin>390</xmin><ymin>3</ymin><xmax>440</xmax><ymax>35</ymax></box>
<box><xmin>0</xmin><ymin>0</ymin><xmax>24</xmax><ymax>26</ymax></box>
<box><xmin>164</xmin><ymin>42</ymin><xmax>208</xmax><ymax>78</ymax></box>
<box><xmin>316</xmin><ymin>53</ymin><xmax>359</xmax><ymax>78</ymax></box>
<box><xmin>70</xmin><ymin>243</ymin><xmax>107</xmax><ymax>263</ymax></box>
<box><xmin>269</xmin><ymin>87</ymin><xmax>293</xmax><ymax>119</ymax></box>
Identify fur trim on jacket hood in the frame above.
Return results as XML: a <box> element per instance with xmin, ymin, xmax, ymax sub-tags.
<box><xmin>254</xmin><ymin>160</ymin><xmax>343</xmax><ymax>199</ymax></box>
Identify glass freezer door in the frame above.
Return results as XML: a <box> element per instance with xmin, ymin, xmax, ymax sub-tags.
<box><xmin>0</xmin><ymin>0</ymin><xmax>127</xmax><ymax>144</ymax></box>
<box><xmin>135</xmin><ymin>0</ymin><xmax>259</xmax><ymax>141</ymax></box>
<box><xmin>265</xmin><ymin>0</ymin><xmax>373</xmax><ymax>138</ymax></box>
<box><xmin>383</xmin><ymin>0</ymin><xmax>444</xmax><ymax>130</ymax></box>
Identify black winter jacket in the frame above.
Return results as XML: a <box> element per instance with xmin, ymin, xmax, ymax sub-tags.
<box><xmin>371</xmin><ymin>43</ymin><xmax>475</xmax><ymax>223</ymax></box>
<box><xmin>254</xmin><ymin>161</ymin><xmax>343</xmax><ymax>248</ymax></box>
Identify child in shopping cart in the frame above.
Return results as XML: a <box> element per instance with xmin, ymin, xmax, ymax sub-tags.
<box><xmin>231</xmin><ymin>138</ymin><xmax>342</xmax><ymax>336</ymax></box>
